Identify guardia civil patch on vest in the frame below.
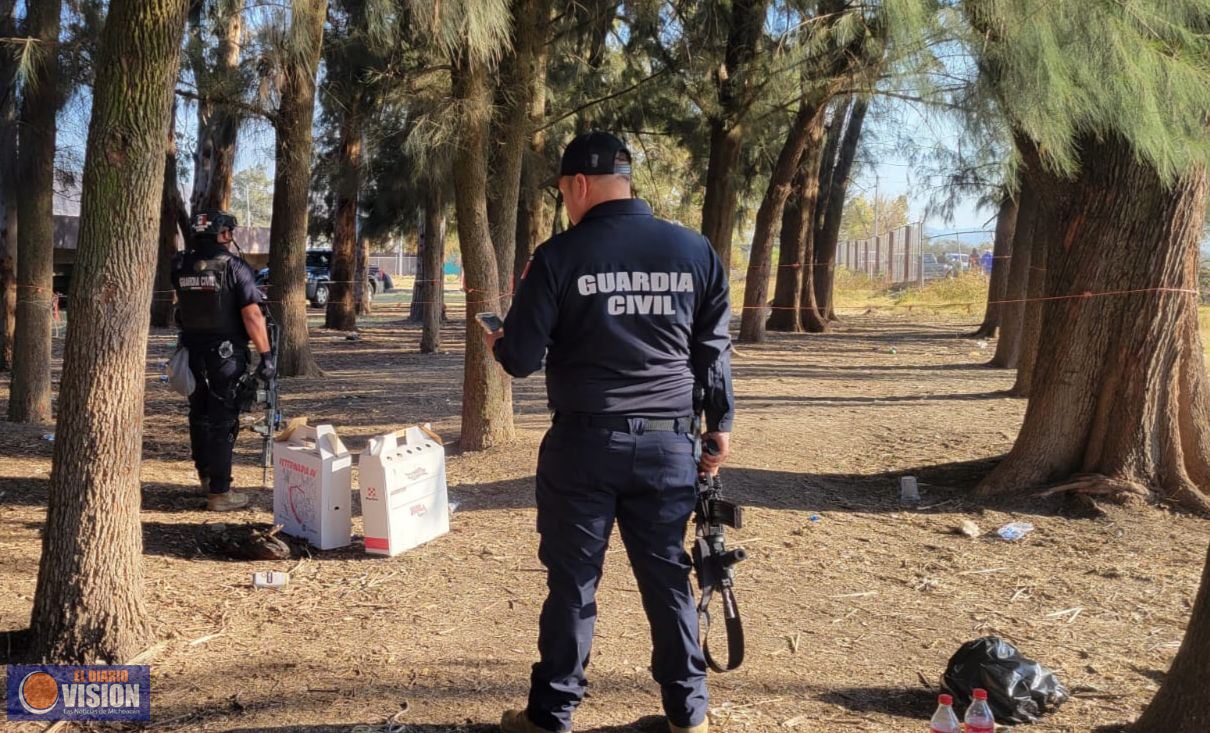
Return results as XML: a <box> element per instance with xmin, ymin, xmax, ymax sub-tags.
<box><xmin>576</xmin><ymin>271</ymin><xmax>694</xmax><ymax>315</ymax></box>
<box><xmin>177</xmin><ymin>273</ymin><xmax>219</xmax><ymax>290</ymax></box>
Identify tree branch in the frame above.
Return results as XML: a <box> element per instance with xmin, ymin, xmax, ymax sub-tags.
<box><xmin>535</xmin><ymin>67</ymin><xmax>671</xmax><ymax>133</ymax></box>
<box><xmin>174</xmin><ymin>87</ymin><xmax>278</xmax><ymax>125</ymax></box>
<box><xmin>837</xmin><ymin>88</ymin><xmax>969</xmax><ymax>111</ymax></box>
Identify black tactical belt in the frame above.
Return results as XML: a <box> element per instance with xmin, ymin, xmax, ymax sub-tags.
<box><xmin>552</xmin><ymin>413</ymin><xmax>695</xmax><ymax>433</ymax></box>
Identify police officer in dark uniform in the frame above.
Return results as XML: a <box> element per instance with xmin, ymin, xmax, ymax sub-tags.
<box><xmin>489</xmin><ymin>132</ymin><xmax>733</xmax><ymax>733</ymax></box>
<box><xmin>172</xmin><ymin>210</ymin><xmax>275</xmax><ymax>512</ymax></box>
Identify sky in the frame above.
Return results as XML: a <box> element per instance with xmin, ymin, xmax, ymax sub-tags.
<box><xmin>55</xmin><ymin>89</ymin><xmax>996</xmax><ymax>247</ymax></box>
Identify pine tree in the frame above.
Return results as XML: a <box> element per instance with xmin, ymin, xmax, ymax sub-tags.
<box><xmin>265</xmin><ymin>0</ymin><xmax>327</xmax><ymax>377</ymax></box>
<box><xmin>407</xmin><ymin>0</ymin><xmax>515</xmax><ymax>449</ymax></box>
<box><xmin>187</xmin><ymin>0</ymin><xmax>245</xmax><ymax>213</ymax></box>
<box><xmin>8</xmin><ymin>0</ymin><xmax>61</xmax><ymax>423</ymax></box>
<box><xmin>29</xmin><ymin>0</ymin><xmax>188</xmax><ymax>663</ymax></box>
<box><xmin>955</xmin><ymin>4</ymin><xmax>1210</xmax><ymax>722</ymax></box>
<box><xmin>321</xmin><ymin>0</ymin><xmax>374</xmax><ymax>332</ymax></box>
<box><xmin>0</xmin><ymin>0</ymin><xmax>18</xmax><ymax>370</ymax></box>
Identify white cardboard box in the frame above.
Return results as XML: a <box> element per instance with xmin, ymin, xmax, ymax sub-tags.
<box><xmin>272</xmin><ymin>421</ymin><xmax>353</xmax><ymax>550</ymax></box>
<box><xmin>359</xmin><ymin>425</ymin><xmax>449</xmax><ymax>556</ymax></box>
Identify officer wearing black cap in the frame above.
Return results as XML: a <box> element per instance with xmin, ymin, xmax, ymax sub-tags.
<box><xmin>172</xmin><ymin>210</ymin><xmax>274</xmax><ymax>512</ymax></box>
<box><xmin>489</xmin><ymin>132</ymin><xmax>733</xmax><ymax>733</ymax></box>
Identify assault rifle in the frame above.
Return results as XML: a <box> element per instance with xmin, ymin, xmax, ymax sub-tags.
<box><xmin>693</xmin><ymin>439</ymin><xmax>747</xmax><ymax>672</ymax></box>
<box><xmin>237</xmin><ymin>319</ymin><xmax>283</xmax><ymax>487</ymax></box>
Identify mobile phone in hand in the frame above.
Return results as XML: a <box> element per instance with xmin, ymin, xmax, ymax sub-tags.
<box><xmin>475</xmin><ymin>312</ymin><xmax>504</xmax><ymax>334</ymax></box>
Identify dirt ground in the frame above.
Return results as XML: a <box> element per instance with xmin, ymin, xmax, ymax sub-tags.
<box><xmin>1</xmin><ymin>303</ymin><xmax>1208</xmax><ymax>732</ymax></box>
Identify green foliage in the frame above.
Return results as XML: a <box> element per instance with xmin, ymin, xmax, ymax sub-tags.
<box><xmin>403</xmin><ymin>0</ymin><xmax>512</xmax><ymax>66</ymax></box>
<box><xmin>831</xmin><ymin>267</ymin><xmax>989</xmax><ymax>311</ymax></box>
<box><xmin>839</xmin><ymin>192</ymin><xmax>910</xmax><ymax>240</ymax></box>
<box><xmin>232</xmin><ymin>166</ymin><xmax>273</xmax><ymax>227</ymax></box>
<box><xmin>895</xmin><ymin>271</ymin><xmax>987</xmax><ymax>308</ymax></box>
<box><xmin>964</xmin><ymin>0</ymin><xmax>1210</xmax><ymax>179</ymax></box>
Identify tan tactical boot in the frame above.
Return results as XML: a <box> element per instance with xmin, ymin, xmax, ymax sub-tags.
<box><xmin>669</xmin><ymin>720</ymin><xmax>708</xmax><ymax>733</ymax></box>
<box><xmin>500</xmin><ymin>709</ymin><xmax>563</xmax><ymax>733</ymax></box>
<box><xmin>207</xmin><ymin>491</ymin><xmax>249</xmax><ymax>512</ymax></box>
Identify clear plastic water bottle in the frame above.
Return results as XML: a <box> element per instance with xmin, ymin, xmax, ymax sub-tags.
<box><xmin>964</xmin><ymin>688</ymin><xmax>996</xmax><ymax>733</ymax></box>
<box><xmin>928</xmin><ymin>693</ymin><xmax>960</xmax><ymax>733</ymax></box>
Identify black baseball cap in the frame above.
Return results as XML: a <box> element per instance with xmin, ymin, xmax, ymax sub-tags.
<box><xmin>190</xmin><ymin>209</ymin><xmax>238</xmax><ymax>237</ymax></box>
<box><xmin>558</xmin><ymin>131</ymin><xmax>632</xmax><ymax>178</ymax></box>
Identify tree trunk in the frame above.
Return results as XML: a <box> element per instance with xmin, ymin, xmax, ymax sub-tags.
<box><xmin>814</xmin><ymin>97</ymin><xmax>869</xmax><ymax>322</ymax></box>
<box><xmin>569</xmin><ymin>0</ymin><xmax>619</xmax><ymax>130</ymax></box>
<box><xmin>486</xmin><ymin>0</ymin><xmax>550</xmax><ymax>303</ymax></box>
<box><xmin>325</xmin><ymin>96</ymin><xmax>362</xmax><ymax>331</ymax></box>
<box><xmin>699</xmin><ymin>0</ymin><xmax>769</xmax><ymax>271</ymax></box>
<box><xmin>266</xmin><ymin>0</ymin><xmax>325</xmax><ymax>377</ymax></box>
<box><xmin>8</xmin><ymin>0</ymin><xmax>61</xmax><ymax>424</ymax></box>
<box><xmin>701</xmin><ymin>121</ymin><xmax>744</xmax><ymax>272</ymax></box>
<box><xmin>978</xmin><ymin>136</ymin><xmax>1210</xmax><ymax>513</ymax></box>
<box><xmin>515</xmin><ymin>154</ymin><xmax>548</xmax><ymax>283</ymax></box>
<box><xmin>189</xmin><ymin>0</ymin><xmax>241</xmax><ymax>213</ymax></box>
<box><xmin>1011</xmin><ymin>162</ymin><xmax>1077</xmax><ymax>394</ymax></box>
<box><xmin>513</xmin><ymin>0</ymin><xmax>552</xmax><ymax>284</ymax></box>
<box><xmin>739</xmin><ymin>102</ymin><xmax>824</xmax><ymax>342</ymax></box>
<box><xmin>1009</xmin><ymin>227</ymin><xmax>1047</xmax><ymax>396</ymax></box>
<box><xmin>28</xmin><ymin>0</ymin><xmax>186</xmax><ymax>663</ymax></box>
<box><xmin>799</xmin><ymin>244</ymin><xmax>829</xmax><ymax>333</ymax></box>
<box><xmin>766</xmin><ymin>157</ymin><xmax>813</xmax><ymax>333</ymax></box>
<box><xmin>451</xmin><ymin>52</ymin><xmax>513</xmax><ymax>450</ymax></box>
<box><xmin>1134</xmin><ymin>541</ymin><xmax>1210</xmax><ymax>731</ymax></box>
<box><xmin>814</xmin><ymin>97</ymin><xmax>850</xmax><ymax>237</ymax></box>
<box><xmin>410</xmin><ymin>211</ymin><xmax>426</xmax><ymax>322</ymax></box>
<box><xmin>988</xmin><ymin>180</ymin><xmax>1038</xmax><ymax>369</ymax></box>
<box><xmin>354</xmin><ymin>232</ymin><xmax>370</xmax><ymax>316</ymax></box>
<box><xmin>0</xmin><ymin>0</ymin><xmax>18</xmax><ymax>371</ymax></box>
<box><xmin>971</xmin><ymin>194</ymin><xmax>1017</xmax><ymax>338</ymax></box>
<box><xmin>420</xmin><ymin>186</ymin><xmax>445</xmax><ymax>354</ymax></box>
<box><xmin>151</xmin><ymin>103</ymin><xmax>189</xmax><ymax>328</ymax></box>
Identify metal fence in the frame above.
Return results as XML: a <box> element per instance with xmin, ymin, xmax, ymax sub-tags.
<box><xmin>368</xmin><ymin>254</ymin><xmax>418</xmax><ymax>277</ymax></box>
<box><xmin>836</xmin><ymin>222</ymin><xmax>924</xmax><ymax>286</ymax></box>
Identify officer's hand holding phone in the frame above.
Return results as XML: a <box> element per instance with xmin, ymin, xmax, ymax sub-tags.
<box><xmin>699</xmin><ymin>431</ymin><xmax>731</xmax><ymax>476</ymax></box>
<box><xmin>476</xmin><ymin>312</ymin><xmax>505</xmax><ymax>349</ymax></box>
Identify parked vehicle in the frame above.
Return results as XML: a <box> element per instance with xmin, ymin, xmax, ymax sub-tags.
<box><xmin>369</xmin><ymin>265</ymin><xmax>393</xmax><ymax>292</ymax></box>
<box><xmin>921</xmin><ymin>253</ymin><xmax>951</xmax><ymax>280</ymax></box>
<box><xmin>256</xmin><ymin>250</ymin><xmax>378</xmax><ymax>308</ymax></box>
<box><xmin>945</xmin><ymin>252</ymin><xmax>971</xmax><ymax>273</ymax></box>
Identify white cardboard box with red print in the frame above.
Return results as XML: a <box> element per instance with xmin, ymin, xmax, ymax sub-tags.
<box><xmin>358</xmin><ymin>425</ymin><xmax>449</xmax><ymax>556</ymax></box>
<box><xmin>272</xmin><ymin>421</ymin><xmax>353</xmax><ymax>550</ymax></box>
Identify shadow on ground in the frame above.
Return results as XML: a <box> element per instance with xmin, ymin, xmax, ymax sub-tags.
<box><xmin>1</xmin><ymin>455</ymin><xmax>1102</xmax><ymax>522</ymax></box>
<box><xmin>816</xmin><ymin>685</ymin><xmax>935</xmax><ymax>721</ymax></box>
<box><xmin>448</xmin><ymin>456</ymin><xmax>1098</xmax><ymax>521</ymax></box>
<box><xmin>222</xmin><ymin>718</ymin><xmax>667</xmax><ymax>732</ymax></box>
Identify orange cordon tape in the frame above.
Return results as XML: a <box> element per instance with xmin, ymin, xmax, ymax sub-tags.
<box><xmin>736</xmin><ymin>286</ymin><xmax>1200</xmax><ymax>313</ymax></box>
<box><xmin>11</xmin><ymin>282</ymin><xmax>1202</xmax><ymax>314</ymax></box>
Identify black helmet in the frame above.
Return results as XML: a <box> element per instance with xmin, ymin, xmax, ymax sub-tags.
<box><xmin>190</xmin><ymin>210</ymin><xmax>238</xmax><ymax>238</ymax></box>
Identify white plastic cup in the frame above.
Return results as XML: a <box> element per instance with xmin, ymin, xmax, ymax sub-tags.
<box><xmin>252</xmin><ymin>571</ymin><xmax>289</xmax><ymax>590</ymax></box>
<box><xmin>899</xmin><ymin>476</ymin><xmax>920</xmax><ymax>504</ymax></box>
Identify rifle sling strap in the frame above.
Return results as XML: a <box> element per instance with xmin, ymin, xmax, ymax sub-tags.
<box><xmin>698</xmin><ymin>582</ymin><xmax>744</xmax><ymax>673</ymax></box>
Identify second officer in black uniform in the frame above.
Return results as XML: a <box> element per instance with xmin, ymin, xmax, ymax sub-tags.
<box><xmin>489</xmin><ymin>132</ymin><xmax>734</xmax><ymax>733</ymax></box>
<box><xmin>172</xmin><ymin>210</ymin><xmax>275</xmax><ymax>512</ymax></box>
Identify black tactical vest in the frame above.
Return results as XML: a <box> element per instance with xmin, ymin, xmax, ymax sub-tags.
<box><xmin>174</xmin><ymin>250</ymin><xmax>247</xmax><ymax>338</ymax></box>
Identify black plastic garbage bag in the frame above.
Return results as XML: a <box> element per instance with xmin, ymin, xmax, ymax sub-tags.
<box><xmin>941</xmin><ymin>636</ymin><xmax>1069</xmax><ymax>724</ymax></box>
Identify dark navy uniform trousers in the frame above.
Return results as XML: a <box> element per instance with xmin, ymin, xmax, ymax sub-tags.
<box><xmin>526</xmin><ymin>417</ymin><xmax>708</xmax><ymax>732</ymax></box>
<box><xmin>186</xmin><ymin>341</ymin><xmax>248</xmax><ymax>494</ymax></box>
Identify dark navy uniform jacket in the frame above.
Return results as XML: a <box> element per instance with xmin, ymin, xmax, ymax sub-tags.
<box><xmin>493</xmin><ymin>198</ymin><xmax>734</xmax><ymax>432</ymax></box>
